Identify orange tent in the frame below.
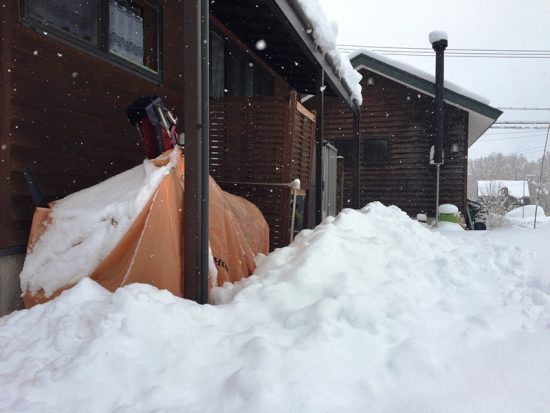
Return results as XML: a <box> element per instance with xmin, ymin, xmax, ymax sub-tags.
<box><xmin>23</xmin><ymin>150</ymin><xmax>269</xmax><ymax>307</ymax></box>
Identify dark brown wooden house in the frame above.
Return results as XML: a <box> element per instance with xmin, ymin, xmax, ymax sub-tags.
<box><xmin>0</xmin><ymin>1</ymin><xmax>359</xmax><ymax>313</ymax></box>
<box><xmin>321</xmin><ymin>50</ymin><xmax>502</xmax><ymax>218</ymax></box>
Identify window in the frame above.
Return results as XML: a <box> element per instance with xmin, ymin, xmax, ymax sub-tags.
<box><xmin>364</xmin><ymin>138</ymin><xmax>389</xmax><ymax>164</ymax></box>
<box><xmin>210</xmin><ymin>32</ymin><xmax>225</xmax><ymax>97</ymax></box>
<box><xmin>209</xmin><ymin>30</ymin><xmax>274</xmax><ymax>97</ymax></box>
<box><xmin>23</xmin><ymin>0</ymin><xmax>161</xmax><ymax>80</ymax></box>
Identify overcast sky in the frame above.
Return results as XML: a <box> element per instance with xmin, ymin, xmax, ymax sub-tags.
<box><xmin>319</xmin><ymin>0</ymin><xmax>550</xmax><ymax>161</ymax></box>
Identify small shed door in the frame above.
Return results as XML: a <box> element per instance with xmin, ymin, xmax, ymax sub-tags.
<box><xmin>322</xmin><ymin>143</ymin><xmax>338</xmax><ymax>218</ymax></box>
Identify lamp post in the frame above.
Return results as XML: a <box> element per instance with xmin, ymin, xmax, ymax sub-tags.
<box><xmin>430</xmin><ymin>31</ymin><xmax>448</xmax><ymax>224</ymax></box>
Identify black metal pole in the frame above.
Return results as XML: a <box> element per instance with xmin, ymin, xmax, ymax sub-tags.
<box><xmin>199</xmin><ymin>0</ymin><xmax>210</xmax><ymax>304</ymax></box>
<box><xmin>431</xmin><ymin>34</ymin><xmax>447</xmax><ymax>222</ymax></box>
<box><xmin>432</xmin><ymin>37</ymin><xmax>447</xmax><ymax>164</ymax></box>
<box><xmin>352</xmin><ymin>105</ymin><xmax>360</xmax><ymax>209</ymax></box>
<box><xmin>314</xmin><ymin>69</ymin><xmax>325</xmax><ymax>224</ymax></box>
<box><xmin>183</xmin><ymin>0</ymin><xmax>209</xmax><ymax>304</ymax></box>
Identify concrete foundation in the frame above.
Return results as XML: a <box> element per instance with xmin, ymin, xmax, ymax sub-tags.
<box><xmin>0</xmin><ymin>254</ymin><xmax>25</xmax><ymax>316</ymax></box>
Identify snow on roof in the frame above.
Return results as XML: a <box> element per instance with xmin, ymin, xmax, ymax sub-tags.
<box><xmin>348</xmin><ymin>48</ymin><xmax>490</xmax><ymax>105</ymax></box>
<box><xmin>295</xmin><ymin>0</ymin><xmax>363</xmax><ymax>105</ymax></box>
<box><xmin>478</xmin><ymin>180</ymin><xmax>531</xmax><ymax>198</ymax></box>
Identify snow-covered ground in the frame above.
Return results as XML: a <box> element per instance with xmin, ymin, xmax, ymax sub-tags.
<box><xmin>1</xmin><ymin>203</ymin><xmax>549</xmax><ymax>413</ymax></box>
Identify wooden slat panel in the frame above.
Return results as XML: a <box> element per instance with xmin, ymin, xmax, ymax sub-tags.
<box><xmin>209</xmin><ymin>93</ymin><xmax>316</xmax><ymax>250</ymax></box>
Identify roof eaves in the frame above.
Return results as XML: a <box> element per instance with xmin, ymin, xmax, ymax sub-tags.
<box><xmin>267</xmin><ymin>0</ymin><xmax>360</xmax><ymax>114</ymax></box>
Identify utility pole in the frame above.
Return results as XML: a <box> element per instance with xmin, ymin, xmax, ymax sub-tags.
<box><xmin>534</xmin><ymin>124</ymin><xmax>549</xmax><ymax>229</ymax></box>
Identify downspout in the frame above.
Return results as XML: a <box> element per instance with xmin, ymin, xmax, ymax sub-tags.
<box><xmin>352</xmin><ymin>104</ymin><xmax>361</xmax><ymax>209</ymax></box>
<box><xmin>315</xmin><ymin>69</ymin><xmax>325</xmax><ymax>224</ymax></box>
<box><xmin>183</xmin><ymin>0</ymin><xmax>209</xmax><ymax>304</ymax></box>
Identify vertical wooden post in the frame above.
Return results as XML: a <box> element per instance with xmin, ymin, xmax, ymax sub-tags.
<box><xmin>183</xmin><ymin>0</ymin><xmax>209</xmax><ymax>304</ymax></box>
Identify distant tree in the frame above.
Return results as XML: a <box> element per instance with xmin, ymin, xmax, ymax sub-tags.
<box><xmin>468</xmin><ymin>153</ymin><xmax>532</xmax><ymax>181</ymax></box>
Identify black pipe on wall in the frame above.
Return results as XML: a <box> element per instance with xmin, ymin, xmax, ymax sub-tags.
<box><xmin>431</xmin><ymin>36</ymin><xmax>447</xmax><ymax>164</ymax></box>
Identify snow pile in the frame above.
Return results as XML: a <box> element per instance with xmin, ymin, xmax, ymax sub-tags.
<box><xmin>429</xmin><ymin>30</ymin><xmax>448</xmax><ymax>44</ymax></box>
<box><xmin>435</xmin><ymin>221</ymin><xmax>464</xmax><ymax>231</ymax></box>
<box><xmin>507</xmin><ymin>205</ymin><xmax>545</xmax><ymax>219</ymax></box>
<box><xmin>438</xmin><ymin>203</ymin><xmax>459</xmax><ymax>215</ymax></box>
<box><xmin>2</xmin><ymin>202</ymin><xmax>550</xmax><ymax>412</ymax></box>
<box><xmin>20</xmin><ymin>150</ymin><xmax>180</xmax><ymax>297</ymax></box>
<box><xmin>505</xmin><ymin>205</ymin><xmax>549</xmax><ymax>227</ymax></box>
<box><xmin>295</xmin><ymin>0</ymin><xmax>363</xmax><ymax>104</ymax></box>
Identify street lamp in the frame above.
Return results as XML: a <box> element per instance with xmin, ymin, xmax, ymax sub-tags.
<box><xmin>430</xmin><ymin>31</ymin><xmax>448</xmax><ymax>224</ymax></box>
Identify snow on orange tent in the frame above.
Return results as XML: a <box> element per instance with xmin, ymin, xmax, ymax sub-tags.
<box><xmin>22</xmin><ymin>149</ymin><xmax>268</xmax><ymax>307</ymax></box>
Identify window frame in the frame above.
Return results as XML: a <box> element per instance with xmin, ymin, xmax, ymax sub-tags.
<box><xmin>21</xmin><ymin>0</ymin><xmax>163</xmax><ymax>83</ymax></box>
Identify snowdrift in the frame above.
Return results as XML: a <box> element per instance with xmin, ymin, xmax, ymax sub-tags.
<box><xmin>20</xmin><ymin>148</ymin><xmax>269</xmax><ymax>307</ymax></box>
<box><xmin>2</xmin><ymin>203</ymin><xmax>550</xmax><ymax>412</ymax></box>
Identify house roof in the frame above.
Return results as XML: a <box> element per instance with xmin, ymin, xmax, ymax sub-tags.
<box><xmin>210</xmin><ymin>0</ymin><xmax>361</xmax><ymax>113</ymax></box>
<box><xmin>478</xmin><ymin>180</ymin><xmax>530</xmax><ymax>199</ymax></box>
<box><xmin>349</xmin><ymin>50</ymin><xmax>503</xmax><ymax>147</ymax></box>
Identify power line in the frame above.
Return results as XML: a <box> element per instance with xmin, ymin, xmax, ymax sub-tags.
<box><xmin>497</xmin><ymin>106</ymin><xmax>550</xmax><ymax>110</ymax></box>
<box><xmin>338</xmin><ymin>44</ymin><xmax>550</xmax><ymax>53</ymax></box>
<box><xmin>490</xmin><ymin>126</ymin><xmax>549</xmax><ymax>130</ymax></box>
<box><xmin>494</xmin><ymin>121</ymin><xmax>550</xmax><ymax>125</ymax></box>
<box><xmin>339</xmin><ymin>52</ymin><xmax>550</xmax><ymax>59</ymax></box>
<box><xmin>515</xmin><ymin>147</ymin><xmax>548</xmax><ymax>155</ymax></box>
<box><xmin>482</xmin><ymin>134</ymin><xmax>549</xmax><ymax>142</ymax></box>
<box><xmin>484</xmin><ymin>129</ymin><xmax>549</xmax><ymax>135</ymax></box>
<box><xmin>337</xmin><ymin>45</ymin><xmax>550</xmax><ymax>59</ymax></box>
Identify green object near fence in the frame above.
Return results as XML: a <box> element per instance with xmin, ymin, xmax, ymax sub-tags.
<box><xmin>439</xmin><ymin>212</ymin><xmax>460</xmax><ymax>223</ymax></box>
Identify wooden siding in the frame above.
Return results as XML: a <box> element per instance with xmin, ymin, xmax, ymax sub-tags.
<box><xmin>1</xmin><ymin>1</ymin><xmax>187</xmax><ymax>249</ymax></box>
<box><xmin>210</xmin><ymin>91</ymin><xmax>315</xmax><ymax>249</ymax></box>
<box><xmin>1</xmin><ymin>2</ymin><xmax>296</xmax><ymax>251</ymax></box>
<box><xmin>0</xmin><ymin>2</ymin><xmax>15</xmax><ymax>250</ymax></box>
<box><xmin>324</xmin><ymin>69</ymin><xmax>469</xmax><ymax>217</ymax></box>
